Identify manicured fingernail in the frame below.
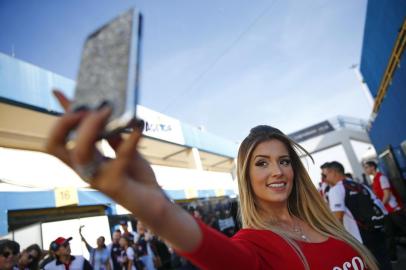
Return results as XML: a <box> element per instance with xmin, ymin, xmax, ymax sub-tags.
<box><xmin>97</xmin><ymin>100</ymin><xmax>111</xmax><ymax>111</ymax></box>
<box><xmin>52</xmin><ymin>89</ymin><xmax>61</xmax><ymax>95</ymax></box>
<box><xmin>99</xmin><ymin>105</ymin><xmax>112</xmax><ymax>117</ymax></box>
<box><xmin>135</xmin><ymin>119</ymin><xmax>145</xmax><ymax>130</ymax></box>
<box><xmin>73</xmin><ymin>105</ymin><xmax>89</xmax><ymax>112</ymax></box>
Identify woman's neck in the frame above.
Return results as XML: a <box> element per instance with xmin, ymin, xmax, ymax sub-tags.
<box><xmin>260</xmin><ymin>201</ymin><xmax>293</xmax><ymax>224</ymax></box>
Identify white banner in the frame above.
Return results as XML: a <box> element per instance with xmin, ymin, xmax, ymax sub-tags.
<box><xmin>137</xmin><ymin>105</ymin><xmax>185</xmax><ymax>145</ymax></box>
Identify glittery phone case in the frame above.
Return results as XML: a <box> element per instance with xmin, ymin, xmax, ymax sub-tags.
<box><xmin>72</xmin><ymin>8</ymin><xmax>143</xmax><ymax>136</ymax></box>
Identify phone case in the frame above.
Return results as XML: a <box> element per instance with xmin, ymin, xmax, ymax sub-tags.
<box><xmin>72</xmin><ymin>8</ymin><xmax>143</xmax><ymax>135</ymax></box>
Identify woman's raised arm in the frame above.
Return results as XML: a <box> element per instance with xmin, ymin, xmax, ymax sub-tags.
<box><xmin>45</xmin><ymin>91</ymin><xmax>201</xmax><ymax>253</ymax></box>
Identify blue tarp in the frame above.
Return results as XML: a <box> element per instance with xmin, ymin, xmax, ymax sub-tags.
<box><xmin>360</xmin><ymin>0</ymin><xmax>406</xmax><ymax>174</ymax></box>
<box><xmin>0</xmin><ymin>52</ymin><xmax>237</xmax><ymax>157</ymax></box>
<box><xmin>360</xmin><ymin>0</ymin><xmax>406</xmax><ymax>97</ymax></box>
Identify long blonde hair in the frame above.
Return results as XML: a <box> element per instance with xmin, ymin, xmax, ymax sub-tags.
<box><xmin>237</xmin><ymin>125</ymin><xmax>378</xmax><ymax>270</ymax></box>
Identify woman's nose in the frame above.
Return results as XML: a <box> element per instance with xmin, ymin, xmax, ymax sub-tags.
<box><xmin>270</xmin><ymin>164</ymin><xmax>282</xmax><ymax>177</ymax></box>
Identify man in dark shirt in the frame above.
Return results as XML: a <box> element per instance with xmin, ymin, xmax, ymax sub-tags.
<box><xmin>108</xmin><ymin>230</ymin><xmax>122</xmax><ymax>270</ymax></box>
<box><xmin>119</xmin><ymin>220</ymin><xmax>135</xmax><ymax>241</ymax></box>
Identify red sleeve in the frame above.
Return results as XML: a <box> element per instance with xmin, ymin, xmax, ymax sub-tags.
<box><xmin>177</xmin><ymin>219</ymin><xmax>261</xmax><ymax>270</ymax></box>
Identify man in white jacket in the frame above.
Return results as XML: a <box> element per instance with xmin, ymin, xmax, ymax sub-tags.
<box><xmin>44</xmin><ymin>237</ymin><xmax>93</xmax><ymax>270</ymax></box>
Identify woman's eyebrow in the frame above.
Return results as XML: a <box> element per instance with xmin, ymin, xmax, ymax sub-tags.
<box><xmin>253</xmin><ymin>154</ymin><xmax>269</xmax><ymax>159</ymax></box>
<box><xmin>253</xmin><ymin>154</ymin><xmax>290</xmax><ymax>159</ymax></box>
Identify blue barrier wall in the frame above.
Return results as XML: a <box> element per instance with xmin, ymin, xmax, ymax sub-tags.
<box><xmin>0</xmin><ymin>53</ymin><xmax>75</xmax><ymax>113</ymax></box>
<box><xmin>368</xmin><ymin>65</ymin><xmax>406</xmax><ymax>153</ymax></box>
<box><xmin>360</xmin><ymin>0</ymin><xmax>406</xmax><ymax>176</ymax></box>
<box><xmin>0</xmin><ymin>190</ymin><xmax>116</xmax><ymax>235</ymax></box>
<box><xmin>181</xmin><ymin>123</ymin><xmax>237</xmax><ymax>157</ymax></box>
<box><xmin>360</xmin><ymin>0</ymin><xmax>406</xmax><ymax>97</ymax></box>
<box><xmin>0</xmin><ymin>52</ymin><xmax>237</xmax><ymax>158</ymax></box>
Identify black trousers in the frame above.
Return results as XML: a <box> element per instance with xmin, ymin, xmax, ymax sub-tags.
<box><xmin>384</xmin><ymin>209</ymin><xmax>406</xmax><ymax>260</ymax></box>
<box><xmin>360</xmin><ymin>228</ymin><xmax>392</xmax><ymax>270</ymax></box>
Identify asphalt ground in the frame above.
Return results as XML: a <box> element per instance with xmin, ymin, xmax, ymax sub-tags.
<box><xmin>392</xmin><ymin>244</ymin><xmax>406</xmax><ymax>270</ymax></box>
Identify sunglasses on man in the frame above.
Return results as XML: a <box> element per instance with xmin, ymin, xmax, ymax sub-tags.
<box><xmin>1</xmin><ymin>251</ymin><xmax>17</xmax><ymax>258</ymax></box>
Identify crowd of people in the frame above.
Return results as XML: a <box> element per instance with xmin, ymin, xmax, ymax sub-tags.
<box><xmin>181</xmin><ymin>198</ymin><xmax>240</xmax><ymax>237</ymax></box>
<box><xmin>318</xmin><ymin>160</ymin><xmax>406</xmax><ymax>269</ymax></box>
<box><xmin>0</xmin><ymin>240</ymin><xmax>42</xmax><ymax>270</ymax></box>
<box><xmin>0</xmin><ymin>221</ymin><xmax>169</xmax><ymax>270</ymax></box>
<box><xmin>1</xmin><ymin>218</ymin><xmax>183</xmax><ymax>270</ymax></box>
<box><xmin>0</xmin><ymin>198</ymin><xmax>241</xmax><ymax>270</ymax></box>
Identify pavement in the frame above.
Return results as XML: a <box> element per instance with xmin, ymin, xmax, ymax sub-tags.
<box><xmin>392</xmin><ymin>244</ymin><xmax>406</xmax><ymax>270</ymax></box>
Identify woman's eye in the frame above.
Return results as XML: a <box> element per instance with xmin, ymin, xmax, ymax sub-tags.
<box><xmin>280</xmin><ymin>159</ymin><xmax>291</xmax><ymax>166</ymax></box>
<box><xmin>255</xmin><ymin>160</ymin><xmax>268</xmax><ymax>167</ymax></box>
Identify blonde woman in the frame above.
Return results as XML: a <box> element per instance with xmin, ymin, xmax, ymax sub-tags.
<box><xmin>46</xmin><ymin>93</ymin><xmax>379</xmax><ymax>270</ymax></box>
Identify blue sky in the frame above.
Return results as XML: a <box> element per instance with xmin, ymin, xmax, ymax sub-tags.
<box><xmin>0</xmin><ymin>0</ymin><xmax>371</xmax><ymax>141</ymax></box>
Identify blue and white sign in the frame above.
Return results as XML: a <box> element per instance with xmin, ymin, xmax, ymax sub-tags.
<box><xmin>137</xmin><ymin>105</ymin><xmax>185</xmax><ymax>145</ymax></box>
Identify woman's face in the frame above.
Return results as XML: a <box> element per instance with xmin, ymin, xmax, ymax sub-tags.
<box><xmin>249</xmin><ymin>139</ymin><xmax>294</xmax><ymax>209</ymax></box>
<box><xmin>96</xmin><ymin>237</ymin><xmax>104</xmax><ymax>247</ymax></box>
<box><xmin>19</xmin><ymin>249</ymin><xmax>39</xmax><ymax>267</ymax></box>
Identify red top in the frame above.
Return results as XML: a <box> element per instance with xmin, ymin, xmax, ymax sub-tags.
<box><xmin>372</xmin><ymin>172</ymin><xmax>401</xmax><ymax>213</ymax></box>
<box><xmin>372</xmin><ymin>172</ymin><xmax>386</xmax><ymax>202</ymax></box>
<box><xmin>179</xmin><ymin>219</ymin><xmax>366</xmax><ymax>270</ymax></box>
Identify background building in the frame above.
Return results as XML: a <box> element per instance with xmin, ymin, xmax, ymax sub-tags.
<box><xmin>0</xmin><ymin>52</ymin><xmax>238</xmax><ymax>239</ymax></box>
<box><xmin>360</xmin><ymin>0</ymin><xmax>406</xmax><ymax>202</ymax></box>
<box><xmin>288</xmin><ymin>116</ymin><xmax>375</xmax><ymax>187</ymax></box>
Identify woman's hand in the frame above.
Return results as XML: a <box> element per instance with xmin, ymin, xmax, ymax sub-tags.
<box><xmin>47</xmin><ymin>90</ymin><xmax>159</xmax><ymax>194</ymax></box>
<box><xmin>45</xmin><ymin>91</ymin><xmax>163</xmax><ymax>215</ymax></box>
<box><xmin>45</xmin><ymin>89</ymin><xmax>201</xmax><ymax>253</ymax></box>
<box><xmin>79</xmin><ymin>225</ymin><xmax>84</xmax><ymax>236</ymax></box>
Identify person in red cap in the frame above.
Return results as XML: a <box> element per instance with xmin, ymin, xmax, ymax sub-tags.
<box><xmin>44</xmin><ymin>237</ymin><xmax>92</xmax><ymax>270</ymax></box>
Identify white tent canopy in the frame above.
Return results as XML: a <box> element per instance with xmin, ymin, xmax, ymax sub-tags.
<box><xmin>0</xmin><ymin>147</ymin><xmax>237</xmax><ymax>197</ymax></box>
<box><xmin>0</xmin><ymin>147</ymin><xmax>87</xmax><ymax>189</ymax></box>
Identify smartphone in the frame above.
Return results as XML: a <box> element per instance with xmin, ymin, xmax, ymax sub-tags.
<box><xmin>71</xmin><ymin>8</ymin><xmax>143</xmax><ymax>137</ymax></box>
